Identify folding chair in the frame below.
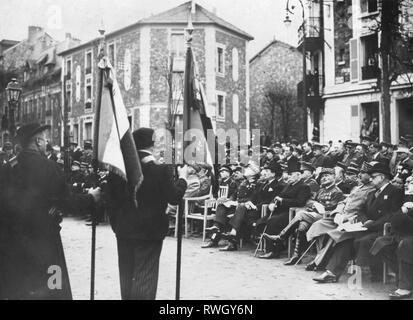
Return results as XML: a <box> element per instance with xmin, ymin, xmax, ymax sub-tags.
<box><xmin>184</xmin><ymin>189</ymin><xmax>213</xmax><ymax>240</ymax></box>
<box><xmin>254</xmin><ymin>204</ymin><xmax>270</xmax><ymax>256</ymax></box>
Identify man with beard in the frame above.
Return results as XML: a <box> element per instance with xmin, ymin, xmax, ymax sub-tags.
<box><xmin>263</xmin><ymin>168</ymin><xmax>345</xmax><ymax>265</ymax></box>
<box><xmin>0</xmin><ymin>123</ymin><xmax>101</xmax><ymax>300</ymax></box>
<box><xmin>257</xmin><ymin>163</ymin><xmax>312</xmax><ymax>259</ymax></box>
<box><xmin>305</xmin><ymin>162</ymin><xmax>375</xmax><ymax>271</ymax></box>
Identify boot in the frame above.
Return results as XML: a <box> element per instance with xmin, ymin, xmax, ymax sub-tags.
<box><xmin>278</xmin><ymin>218</ymin><xmax>301</xmax><ymax>242</ymax></box>
<box><xmin>284</xmin><ymin>230</ymin><xmax>306</xmax><ymax>266</ymax></box>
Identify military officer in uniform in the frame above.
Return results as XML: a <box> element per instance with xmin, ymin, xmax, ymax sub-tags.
<box><xmin>202</xmin><ymin>162</ymin><xmax>260</xmax><ymax>250</ymax></box>
<box><xmin>264</xmin><ymin>168</ymin><xmax>345</xmax><ymax>265</ymax></box>
<box><xmin>0</xmin><ymin>123</ymin><xmax>101</xmax><ymax>300</ymax></box>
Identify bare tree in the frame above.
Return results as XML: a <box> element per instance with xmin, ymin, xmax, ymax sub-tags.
<box><xmin>262</xmin><ymin>82</ymin><xmax>298</xmax><ymax>142</ymax></box>
<box><xmin>368</xmin><ymin>0</ymin><xmax>413</xmax><ymax>141</ymax></box>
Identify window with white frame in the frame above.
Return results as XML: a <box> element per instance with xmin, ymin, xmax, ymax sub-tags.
<box><xmin>216</xmin><ymin>44</ymin><xmax>225</xmax><ymax>76</ymax></box>
<box><xmin>66</xmin><ymin>57</ymin><xmax>72</xmax><ymax>80</ymax></box>
<box><xmin>360</xmin><ymin>0</ymin><xmax>378</xmax><ymax>14</ymax></box>
<box><xmin>66</xmin><ymin>82</ymin><xmax>72</xmax><ymax>113</ymax></box>
<box><xmin>216</xmin><ymin>92</ymin><xmax>226</xmax><ymax>120</ymax></box>
<box><xmin>108</xmin><ymin>42</ymin><xmax>115</xmax><ymax>67</ymax></box>
<box><xmin>232</xmin><ymin>94</ymin><xmax>239</xmax><ymax>124</ymax></box>
<box><xmin>85</xmin><ymin>50</ymin><xmax>92</xmax><ymax>74</ymax></box>
<box><xmin>232</xmin><ymin>48</ymin><xmax>239</xmax><ymax>81</ymax></box>
<box><xmin>85</xmin><ymin>76</ymin><xmax>92</xmax><ymax>110</ymax></box>
<box><xmin>170</xmin><ymin>30</ymin><xmax>185</xmax><ymax>58</ymax></box>
<box><xmin>84</xmin><ymin>121</ymin><xmax>93</xmax><ymax>141</ymax></box>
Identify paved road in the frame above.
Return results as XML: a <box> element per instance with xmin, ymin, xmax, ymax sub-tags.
<box><xmin>61</xmin><ymin>217</ymin><xmax>398</xmax><ymax>300</ymax></box>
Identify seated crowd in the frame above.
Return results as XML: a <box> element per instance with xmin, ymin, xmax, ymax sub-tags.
<box><xmin>179</xmin><ymin>135</ymin><xmax>413</xmax><ymax>300</ymax></box>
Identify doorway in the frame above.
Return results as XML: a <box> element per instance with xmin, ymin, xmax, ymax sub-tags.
<box><xmin>361</xmin><ymin>101</ymin><xmax>380</xmax><ymax>141</ymax></box>
<box><xmin>398</xmin><ymin>98</ymin><xmax>413</xmax><ymax>137</ymax></box>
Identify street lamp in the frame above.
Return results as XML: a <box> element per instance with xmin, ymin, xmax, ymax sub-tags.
<box><xmin>5</xmin><ymin>78</ymin><xmax>22</xmax><ymax>144</ymax></box>
<box><xmin>284</xmin><ymin>0</ymin><xmax>308</xmax><ymax>142</ymax></box>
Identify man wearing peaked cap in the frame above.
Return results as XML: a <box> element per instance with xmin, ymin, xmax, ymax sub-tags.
<box><xmin>300</xmin><ymin>161</ymin><xmax>320</xmax><ymax>196</ymax></box>
<box><xmin>218</xmin><ymin>166</ymin><xmax>238</xmax><ymax>200</ymax></box>
<box><xmin>263</xmin><ymin>166</ymin><xmax>345</xmax><ymax>265</ymax></box>
<box><xmin>337</xmin><ymin>162</ymin><xmax>359</xmax><ymax>194</ymax></box>
<box><xmin>314</xmin><ymin>160</ymin><xmax>404</xmax><ymax>284</ymax></box>
<box><xmin>0</xmin><ymin>122</ymin><xmax>102</xmax><ymax>299</ymax></box>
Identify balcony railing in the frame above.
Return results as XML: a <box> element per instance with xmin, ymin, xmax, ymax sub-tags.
<box><xmin>298</xmin><ymin>17</ymin><xmax>321</xmax><ymax>45</ymax></box>
<box><xmin>361</xmin><ymin>65</ymin><xmax>381</xmax><ymax>80</ymax></box>
<box><xmin>298</xmin><ymin>74</ymin><xmax>324</xmax><ymax>97</ymax></box>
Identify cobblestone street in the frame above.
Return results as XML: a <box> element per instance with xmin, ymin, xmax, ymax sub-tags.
<box><xmin>61</xmin><ymin>217</ymin><xmax>400</xmax><ymax>300</ymax></box>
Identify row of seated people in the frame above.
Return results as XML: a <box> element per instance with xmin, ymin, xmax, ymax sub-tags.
<box><xmin>200</xmin><ymin>159</ymin><xmax>413</xmax><ymax>300</ymax></box>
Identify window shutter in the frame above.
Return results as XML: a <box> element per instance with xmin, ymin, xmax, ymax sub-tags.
<box><xmin>350</xmin><ymin>104</ymin><xmax>359</xmax><ymax>140</ymax></box>
<box><xmin>350</xmin><ymin>39</ymin><xmax>359</xmax><ymax>82</ymax></box>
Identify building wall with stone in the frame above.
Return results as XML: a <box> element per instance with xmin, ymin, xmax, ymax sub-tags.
<box><xmin>249</xmin><ymin>40</ymin><xmax>303</xmax><ymax>143</ymax></box>
<box><xmin>61</xmin><ymin>23</ymin><xmax>250</xmax><ymax>148</ymax></box>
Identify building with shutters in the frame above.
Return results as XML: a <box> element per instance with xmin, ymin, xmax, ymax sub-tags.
<box><xmin>302</xmin><ymin>0</ymin><xmax>413</xmax><ymax>144</ymax></box>
<box><xmin>0</xmin><ymin>26</ymin><xmax>80</xmax><ymax>146</ymax></box>
<box><xmin>58</xmin><ymin>1</ymin><xmax>253</xmax><ymax>148</ymax></box>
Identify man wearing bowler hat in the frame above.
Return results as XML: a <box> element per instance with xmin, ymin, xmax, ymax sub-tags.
<box><xmin>106</xmin><ymin>127</ymin><xmax>188</xmax><ymax>300</ymax></box>
<box><xmin>314</xmin><ymin>161</ymin><xmax>404</xmax><ymax>283</ymax></box>
<box><xmin>0</xmin><ymin>122</ymin><xmax>101</xmax><ymax>300</ymax></box>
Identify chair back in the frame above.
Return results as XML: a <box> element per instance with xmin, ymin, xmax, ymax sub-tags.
<box><xmin>218</xmin><ymin>185</ymin><xmax>229</xmax><ymax>199</ymax></box>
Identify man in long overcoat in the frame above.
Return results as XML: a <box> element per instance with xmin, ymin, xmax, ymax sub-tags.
<box><xmin>0</xmin><ymin>123</ymin><xmax>101</xmax><ymax>300</ymax></box>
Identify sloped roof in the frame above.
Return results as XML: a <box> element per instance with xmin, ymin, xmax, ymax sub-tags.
<box><xmin>140</xmin><ymin>1</ymin><xmax>253</xmax><ymax>40</ymax></box>
<box><xmin>59</xmin><ymin>1</ymin><xmax>253</xmax><ymax>56</ymax></box>
<box><xmin>250</xmin><ymin>39</ymin><xmax>299</xmax><ymax>64</ymax></box>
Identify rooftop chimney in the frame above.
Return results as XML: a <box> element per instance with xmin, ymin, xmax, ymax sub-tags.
<box><xmin>28</xmin><ymin>26</ymin><xmax>43</xmax><ymax>42</ymax></box>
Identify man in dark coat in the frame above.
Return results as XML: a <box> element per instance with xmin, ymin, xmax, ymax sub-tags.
<box><xmin>301</xmin><ymin>142</ymin><xmax>315</xmax><ymax>163</ymax></box>
<box><xmin>257</xmin><ymin>164</ymin><xmax>312</xmax><ymax>259</ymax></box>
<box><xmin>202</xmin><ymin>163</ymin><xmax>260</xmax><ymax>250</ymax></box>
<box><xmin>370</xmin><ymin>200</ymin><xmax>413</xmax><ymax>299</ymax></box>
<box><xmin>314</xmin><ymin>162</ymin><xmax>404</xmax><ymax>283</ymax></box>
<box><xmin>218</xmin><ymin>166</ymin><xmax>238</xmax><ymax>199</ymax></box>
<box><xmin>107</xmin><ymin>128</ymin><xmax>188</xmax><ymax>300</ymax></box>
<box><xmin>0</xmin><ymin>123</ymin><xmax>101</xmax><ymax>300</ymax></box>
<box><xmin>264</xmin><ymin>168</ymin><xmax>345</xmax><ymax>265</ymax></box>
<box><xmin>220</xmin><ymin>162</ymin><xmax>285</xmax><ymax>251</ymax></box>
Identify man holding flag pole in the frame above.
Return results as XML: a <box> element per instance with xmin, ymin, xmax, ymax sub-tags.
<box><xmin>94</xmin><ymin>25</ymin><xmax>190</xmax><ymax>300</ymax></box>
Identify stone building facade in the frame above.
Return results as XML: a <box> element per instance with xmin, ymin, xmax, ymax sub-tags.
<box><xmin>0</xmin><ymin>26</ymin><xmax>80</xmax><ymax>146</ymax></box>
<box><xmin>58</xmin><ymin>2</ymin><xmax>253</xmax><ymax>148</ymax></box>
<box><xmin>249</xmin><ymin>40</ymin><xmax>303</xmax><ymax>143</ymax></box>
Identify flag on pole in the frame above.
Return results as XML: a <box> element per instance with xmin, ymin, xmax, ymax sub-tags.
<box><xmin>182</xmin><ymin>46</ymin><xmax>215</xmax><ymax>169</ymax></box>
<box><xmin>94</xmin><ymin>58</ymin><xmax>143</xmax><ymax>202</ymax></box>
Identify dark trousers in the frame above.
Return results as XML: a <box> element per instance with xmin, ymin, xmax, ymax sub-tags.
<box><xmin>117</xmin><ymin>238</ymin><xmax>163</xmax><ymax>300</ymax></box>
<box><xmin>377</xmin><ymin>237</ymin><xmax>413</xmax><ymax>290</ymax></box>
<box><xmin>263</xmin><ymin>211</ymin><xmax>290</xmax><ymax>253</ymax></box>
<box><xmin>327</xmin><ymin>232</ymin><xmax>381</xmax><ymax>277</ymax></box>
<box><xmin>214</xmin><ymin>204</ymin><xmax>236</xmax><ymax>230</ymax></box>
<box><xmin>229</xmin><ymin>205</ymin><xmax>259</xmax><ymax>234</ymax></box>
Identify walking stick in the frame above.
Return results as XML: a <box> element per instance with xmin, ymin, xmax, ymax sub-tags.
<box><xmin>254</xmin><ymin>207</ymin><xmax>275</xmax><ymax>257</ymax></box>
<box><xmin>295</xmin><ymin>239</ymin><xmax>317</xmax><ymax>266</ymax></box>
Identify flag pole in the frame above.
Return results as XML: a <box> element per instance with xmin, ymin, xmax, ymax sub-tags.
<box><xmin>175</xmin><ymin>6</ymin><xmax>194</xmax><ymax>301</ymax></box>
<box><xmin>90</xmin><ymin>25</ymin><xmax>106</xmax><ymax>301</ymax></box>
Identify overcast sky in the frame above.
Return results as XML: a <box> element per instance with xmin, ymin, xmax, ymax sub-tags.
<box><xmin>0</xmin><ymin>0</ymin><xmax>301</xmax><ymax>57</ymax></box>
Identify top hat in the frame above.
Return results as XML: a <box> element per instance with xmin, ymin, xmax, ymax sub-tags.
<box><xmin>264</xmin><ymin>161</ymin><xmax>283</xmax><ymax>176</ymax></box>
<box><xmin>133</xmin><ymin>128</ymin><xmax>155</xmax><ymax>150</ymax></box>
<box><xmin>367</xmin><ymin>161</ymin><xmax>392</xmax><ymax>178</ymax></box>
<box><xmin>360</xmin><ymin>161</ymin><xmax>373</xmax><ymax>173</ymax></box>
<box><xmin>16</xmin><ymin>122</ymin><xmax>51</xmax><ymax>145</ymax></box>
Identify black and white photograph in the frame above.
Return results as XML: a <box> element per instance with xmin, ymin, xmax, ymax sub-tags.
<box><xmin>1</xmin><ymin>0</ymin><xmax>413</xmax><ymax>304</ymax></box>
